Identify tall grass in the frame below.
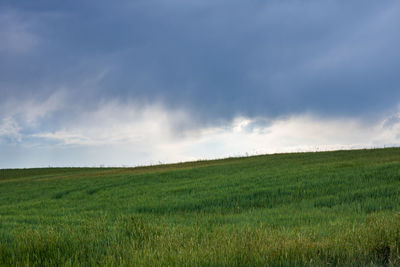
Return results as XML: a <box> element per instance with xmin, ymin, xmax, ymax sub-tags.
<box><xmin>1</xmin><ymin>213</ymin><xmax>399</xmax><ymax>266</ymax></box>
<box><xmin>0</xmin><ymin>148</ymin><xmax>400</xmax><ymax>265</ymax></box>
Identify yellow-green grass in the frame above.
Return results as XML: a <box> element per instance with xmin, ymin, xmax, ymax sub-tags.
<box><xmin>1</xmin><ymin>148</ymin><xmax>400</xmax><ymax>266</ymax></box>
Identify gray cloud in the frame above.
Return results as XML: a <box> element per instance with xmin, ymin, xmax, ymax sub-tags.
<box><xmin>1</xmin><ymin>1</ymin><xmax>400</xmax><ymax>124</ymax></box>
<box><xmin>0</xmin><ymin>10</ymin><xmax>38</xmax><ymax>53</ymax></box>
<box><xmin>1</xmin><ymin>0</ymin><xmax>400</xmax><ymax>168</ymax></box>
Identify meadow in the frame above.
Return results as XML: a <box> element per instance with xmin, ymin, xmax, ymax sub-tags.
<box><xmin>0</xmin><ymin>148</ymin><xmax>400</xmax><ymax>266</ymax></box>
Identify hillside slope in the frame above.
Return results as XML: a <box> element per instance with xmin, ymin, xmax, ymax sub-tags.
<box><xmin>1</xmin><ymin>148</ymin><xmax>400</xmax><ymax>265</ymax></box>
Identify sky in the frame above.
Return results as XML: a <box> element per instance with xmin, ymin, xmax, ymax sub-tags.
<box><xmin>1</xmin><ymin>0</ymin><xmax>400</xmax><ymax>168</ymax></box>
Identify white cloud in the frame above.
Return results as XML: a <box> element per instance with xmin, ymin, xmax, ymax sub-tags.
<box><xmin>23</xmin><ymin>100</ymin><xmax>400</xmax><ymax>167</ymax></box>
<box><xmin>32</xmin><ymin>100</ymin><xmax>189</xmax><ymax>145</ymax></box>
<box><xmin>1</xmin><ymin>91</ymin><xmax>400</xmax><ymax>168</ymax></box>
<box><xmin>0</xmin><ymin>90</ymin><xmax>66</xmax><ymax>126</ymax></box>
<box><xmin>183</xmin><ymin>114</ymin><xmax>399</xmax><ymax>159</ymax></box>
<box><xmin>0</xmin><ymin>117</ymin><xmax>21</xmax><ymax>143</ymax></box>
<box><xmin>0</xmin><ymin>90</ymin><xmax>66</xmax><ymax>146</ymax></box>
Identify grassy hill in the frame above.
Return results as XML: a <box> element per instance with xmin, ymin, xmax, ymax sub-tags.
<box><xmin>1</xmin><ymin>148</ymin><xmax>400</xmax><ymax>266</ymax></box>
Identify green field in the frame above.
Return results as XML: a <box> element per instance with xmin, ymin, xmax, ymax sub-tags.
<box><xmin>1</xmin><ymin>148</ymin><xmax>400</xmax><ymax>266</ymax></box>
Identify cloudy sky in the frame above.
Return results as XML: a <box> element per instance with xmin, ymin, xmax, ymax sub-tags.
<box><xmin>1</xmin><ymin>0</ymin><xmax>400</xmax><ymax>168</ymax></box>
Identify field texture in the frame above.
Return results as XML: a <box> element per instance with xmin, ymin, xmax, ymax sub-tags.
<box><xmin>1</xmin><ymin>148</ymin><xmax>400</xmax><ymax>266</ymax></box>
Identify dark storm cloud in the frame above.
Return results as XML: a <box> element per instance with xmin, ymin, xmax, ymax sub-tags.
<box><xmin>1</xmin><ymin>0</ymin><xmax>400</xmax><ymax>122</ymax></box>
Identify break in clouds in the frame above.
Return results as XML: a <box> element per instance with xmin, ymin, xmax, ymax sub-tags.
<box><xmin>1</xmin><ymin>0</ymin><xmax>400</xmax><ymax>167</ymax></box>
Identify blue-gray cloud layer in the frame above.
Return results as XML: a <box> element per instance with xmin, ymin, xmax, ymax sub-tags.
<box><xmin>1</xmin><ymin>0</ymin><xmax>400</xmax><ymax>122</ymax></box>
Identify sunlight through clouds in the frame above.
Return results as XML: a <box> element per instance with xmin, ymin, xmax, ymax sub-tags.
<box><xmin>1</xmin><ymin>96</ymin><xmax>399</xmax><ymax>168</ymax></box>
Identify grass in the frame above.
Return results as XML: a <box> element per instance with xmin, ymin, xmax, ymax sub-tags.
<box><xmin>0</xmin><ymin>148</ymin><xmax>400</xmax><ymax>266</ymax></box>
